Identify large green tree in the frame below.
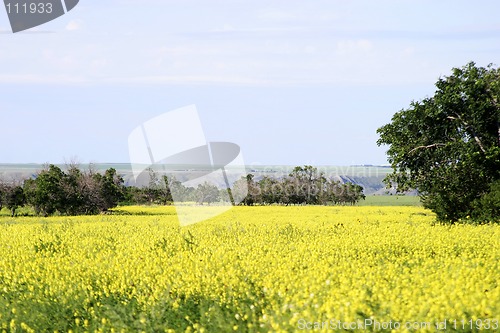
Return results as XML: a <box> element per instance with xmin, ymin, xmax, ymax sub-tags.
<box><xmin>377</xmin><ymin>62</ymin><xmax>500</xmax><ymax>222</ymax></box>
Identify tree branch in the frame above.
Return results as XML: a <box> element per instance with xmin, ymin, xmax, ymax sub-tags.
<box><xmin>495</xmin><ymin>112</ymin><xmax>500</xmax><ymax>148</ymax></box>
<box><xmin>447</xmin><ymin>115</ymin><xmax>487</xmax><ymax>153</ymax></box>
<box><xmin>409</xmin><ymin>143</ymin><xmax>446</xmax><ymax>154</ymax></box>
<box><xmin>484</xmin><ymin>80</ymin><xmax>499</xmax><ymax>146</ymax></box>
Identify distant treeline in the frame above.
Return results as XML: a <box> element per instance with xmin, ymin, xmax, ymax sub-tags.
<box><xmin>231</xmin><ymin>166</ymin><xmax>365</xmax><ymax>206</ymax></box>
<box><xmin>0</xmin><ymin>165</ymin><xmax>365</xmax><ymax>216</ymax></box>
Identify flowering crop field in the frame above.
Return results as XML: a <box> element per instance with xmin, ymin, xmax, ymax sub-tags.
<box><xmin>0</xmin><ymin>206</ymin><xmax>499</xmax><ymax>332</ymax></box>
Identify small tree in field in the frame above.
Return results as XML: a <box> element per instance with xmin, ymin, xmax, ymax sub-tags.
<box><xmin>24</xmin><ymin>164</ymin><xmax>66</xmax><ymax>216</ymax></box>
<box><xmin>96</xmin><ymin>168</ymin><xmax>126</xmax><ymax>212</ymax></box>
<box><xmin>232</xmin><ymin>174</ymin><xmax>260</xmax><ymax>206</ymax></box>
<box><xmin>0</xmin><ymin>179</ymin><xmax>26</xmax><ymax>216</ymax></box>
<box><xmin>5</xmin><ymin>185</ymin><xmax>25</xmax><ymax>217</ymax></box>
<box><xmin>377</xmin><ymin>62</ymin><xmax>500</xmax><ymax>223</ymax></box>
<box><xmin>195</xmin><ymin>182</ymin><xmax>220</xmax><ymax>205</ymax></box>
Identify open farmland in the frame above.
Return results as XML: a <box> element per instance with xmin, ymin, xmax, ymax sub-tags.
<box><xmin>0</xmin><ymin>206</ymin><xmax>499</xmax><ymax>332</ymax></box>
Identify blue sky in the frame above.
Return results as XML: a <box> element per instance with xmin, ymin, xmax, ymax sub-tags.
<box><xmin>1</xmin><ymin>0</ymin><xmax>499</xmax><ymax>166</ymax></box>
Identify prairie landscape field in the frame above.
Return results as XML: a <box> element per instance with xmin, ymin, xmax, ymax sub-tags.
<box><xmin>3</xmin><ymin>0</ymin><xmax>500</xmax><ymax>331</ymax></box>
<box><xmin>0</xmin><ymin>205</ymin><xmax>498</xmax><ymax>332</ymax></box>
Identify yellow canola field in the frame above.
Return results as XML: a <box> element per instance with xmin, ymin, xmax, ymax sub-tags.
<box><xmin>0</xmin><ymin>206</ymin><xmax>499</xmax><ymax>332</ymax></box>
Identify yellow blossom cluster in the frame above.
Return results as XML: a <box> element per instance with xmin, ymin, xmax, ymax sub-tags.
<box><xmin>0</xmin><ymin>206</ymin><xmax>498</xmax><ymax>332</ymax></box>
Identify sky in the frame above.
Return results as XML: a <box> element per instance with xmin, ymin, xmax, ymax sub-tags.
<box><xmin>1</xmin><ymin>0</ymin><xmax>499</xmax><ymax>167</ymax></box>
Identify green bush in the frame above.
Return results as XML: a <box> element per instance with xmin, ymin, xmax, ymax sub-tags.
<box><xmin>471</xmin><ymin>180</ymin><xmax>500</xmax><ymax>223</ymax></box>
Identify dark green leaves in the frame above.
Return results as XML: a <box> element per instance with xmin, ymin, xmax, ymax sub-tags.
<box><xmin>377</xmin><ymin>62</ymin><xmax>500</xmax><ymax>222</ymax></box>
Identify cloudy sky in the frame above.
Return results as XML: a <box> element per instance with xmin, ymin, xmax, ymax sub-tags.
<box><xmin>1</xmin><ymin>0</ymin><xmax>499</xmax><ymax>166</ymax></box>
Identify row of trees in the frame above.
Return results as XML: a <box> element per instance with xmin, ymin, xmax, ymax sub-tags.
<box><xmin>0</xmin><ymin>165</ymin><xmax>365</xmax><ymax>216</ymax></box>
<box><xmin>124</xmin><ymin>169</ymin><xmax>222</xmax><ymax>206</ymax></box>
<box><xmin>232</xmin><ymin>166</ymin><xmax>365</xmax><ymax>206</ymax></box>
<box><xmin>135</xmin><ymin>166</ymin><xmax>365</xmax><ymax>207</ymax></box>
<box><xmin>0</xmin><ymin>164</ymin><xmax>125</xmax><ymax>216</ymax></box>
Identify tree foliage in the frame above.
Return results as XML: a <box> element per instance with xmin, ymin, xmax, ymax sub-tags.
<box><xmin>195</xmin><ymin>181</ymin><xmax>220</xmax><ymax>205</ymax></box>
<box><xmin>377</xmin><ymin>62</ymin><xmax>500</xmax><ymax>222</ymax></box>
<box><xmin>233</xmin><ymin>165</ymin><xmax>365</xmax><ymax>206</ymax></box>
<box><xmin>23</xmin><ymin>164</ymin><xmax>125</xmax><ymax>216</ymax></box>
<box><xmin>0</xmin><ymin>180</ymin><xmax>26</xmax><ymax>216</ymax></box>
